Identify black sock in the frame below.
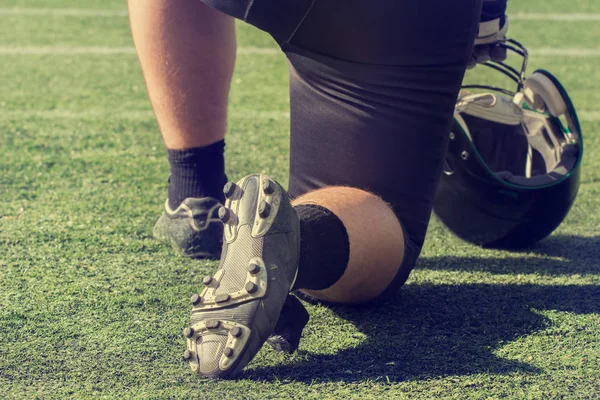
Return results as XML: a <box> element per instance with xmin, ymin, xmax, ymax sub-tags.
<box><xmin>167</xmin><ymin>140</ymin><xmax>228</xmax><ymax>210</ymax></box>
<box><xmin>292</xmin><ymin>204</ymin><xmax>350</xmax><ymax>291</ymax></box>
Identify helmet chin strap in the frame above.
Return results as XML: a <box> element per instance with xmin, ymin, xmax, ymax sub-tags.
<box><xmin>437</xmin><ymin>38</ymin><xmax>582</xmax><ymax>249</ymax></box>
<box><xmin>456</xmin><ymin>91</ymin><xmax>534</xmax><ymax>180</ymax></box>
<box><xmin>457</xmin><ymin>92</ymin><xmax>523</xmax><ymax>126</ymax></box>
<box><xmin>457</xmin><ymin>38</ymin><xmax>580</xmax><ymax>183</ymax></box>
<box><xmin>519</xmin><ymin>118</ymin><xmax>533</xmax><ymax>178</ymax></box>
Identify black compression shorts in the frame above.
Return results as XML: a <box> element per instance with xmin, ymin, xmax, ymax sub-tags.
<box><xmin>200</xmin><ymin>0</ymin><xmax>483</xmax><ymax>297</ymax></box>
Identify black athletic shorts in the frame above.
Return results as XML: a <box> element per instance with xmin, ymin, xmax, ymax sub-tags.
<box><xmin>201</xmin><ymin>0</ymin><xmax>483</xmax><ymax>297</ymax></box>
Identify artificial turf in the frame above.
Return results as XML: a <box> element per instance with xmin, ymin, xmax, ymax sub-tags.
<box><xmin>1</xmin><ymin>1</ymin><xmax>599</xmax><ymax>398</ymax></box>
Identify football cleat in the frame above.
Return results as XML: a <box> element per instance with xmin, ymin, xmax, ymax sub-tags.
<box><xmin>153</xmin><ymin>197</ymin><xmax>223</xmax><ymax>259</ymax></box>
<box><xmin>266</xmin><ymin>294</ymin><xmax>309</xmax><ymax>353</ymax></box>
<box><xmin>184</xmin><ymin>174</ymin><xmax>301</xmax><ymax>378</ymax></box>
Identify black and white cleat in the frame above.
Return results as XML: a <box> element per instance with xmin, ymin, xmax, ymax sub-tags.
<box><xmin>184</xmin><ymin>174</ymin><xmax>301</xmax><ymax>378</ymax></box>
<box><xmin>153</xmin><ymin>197</ymin><xmax>223</xmax><ymax>259</ymax></box>
<box><xmin>266</xmin><ymin>294</ymin><xmax>310</xmax><ymax>353</ymax></box>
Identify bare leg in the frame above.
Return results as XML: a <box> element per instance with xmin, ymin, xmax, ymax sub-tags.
<box><xmin>128</xmin><ymin>0</ymin><xmax>236</xmax><ymax>149</ymax></box>
<box><xmin>293</xmin><ymin>187</ymin><xmax>405</xmax><ymax>304</ymax></box>
<box><xmin>129</xmin><ymin>1</ymin><xmax>236</xmax><ymax>258</ymax></box>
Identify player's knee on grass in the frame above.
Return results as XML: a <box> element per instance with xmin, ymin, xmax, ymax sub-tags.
<box><xmin>293</xmin><ymin>187</ymin><xmax>409</xmax><ymax>304</ymax></box>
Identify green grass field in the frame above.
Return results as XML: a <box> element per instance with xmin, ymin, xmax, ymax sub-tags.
<box><xmin>1</xmin><ymin>1</ymin><xmax>600</xmax><ymax>398</ymax></box>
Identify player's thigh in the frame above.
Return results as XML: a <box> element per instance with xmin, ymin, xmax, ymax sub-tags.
<box><xmin>286</xmin><ymin>0</ymin><xmax>482</xmax><ymax>291</ymax></box>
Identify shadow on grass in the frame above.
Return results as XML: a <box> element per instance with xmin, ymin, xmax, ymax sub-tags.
<box><xmin>245</xmin><ymin>236</ymin><xmax>600</xmax><ymax>383</ymax></box>
<box><xmin>248</xmin><ymin>284</ymin><xmax>600</xmax><ymax>382</ymax></box>
<box><xmin>420</xmin><ymin>235</ymin><xmax>600</xmax><ymax>276</ymax></box>
<box><xmin>531</xmin><ymin>235</ymin><xmax>600</xmax><ymax>262</ymax></box>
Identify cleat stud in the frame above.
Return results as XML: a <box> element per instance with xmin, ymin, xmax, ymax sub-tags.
<box><xmin>215</xmin><ymin>294</ymin><xmax>231</xmax><ymax>303</ymax></box>
<box><xmin>206</xmin><ymin>320</ymin><xmax>221</xmax><ymax>329</ymax></box>
<box><xmin>230</xmin><ymin>327</ymin><xmax>243</xmax><ymax>338</ymax></box>
<box><xmin>245</xmin><ymin>282</ymin><xmax>258</xmax><ymax>294</ymax></box>
<box><xmin>183</xmin><ymin>327</ymin><xmax>195</xmax><ymax>338</ymax></box>
<box><xmin>263</xmin><ymin>180</ymin><xmax>275</xmax><ymax>195</ymax></box>
<box><xmin>190</xmin><ymin>294</ymin><xmax>202</xmax><ymax>306</ymax></box>
<box><xmin>202</xmin><ymin>276</ymin><xmax>213</xmax><ymax>286</ymax></box>
<box><xmin>247</xmin><ymin>263</ymin><xmax>260</xmax><ymax>275</ymax></box>
<box><xmin>183</xmin><ymin>350</ymin><xmax>193</xmax><ymax>361</ymax></box>
<box><xmin>223</xmin><ymin>182</ymin><xmax>237</xmax><ymax>199</ymax></box>
<box><xmin>258</xmin><ymin>201</ymin><xmax>271</xmax><ymax>218</ymax></box>
<box><xmin>223</xmin><ymin>347</ymin><xmax>235</xmax><ymax>358</ymax></box>
<box><xmin>218</xmin><ymin>206</ymin><xmax>231</xmax><ymax>223</ymax></box>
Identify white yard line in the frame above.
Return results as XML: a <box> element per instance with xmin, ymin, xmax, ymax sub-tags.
<box><xmin>512</xmin><ymin>13</ymin><xmax>600</xmax><ymax>21</ymax></box>
<box><xmin>0</xmin><ymin>46</ymin><xmax>280</xmax><ymax>55</ymax></box>
<box><xmin>0</xmin><ymin>8</ymin><xmax>128</xmax><ymax>17</ymax></box>
<box><xmin>0</xmin><ymin>110</ymin><xmax>291</xmax><ymax>120</ymax></box>
<box><xmin>579</xmin><ymin>111</ymin><xmax>600</xmax><ymax>122</ymax></box>
<box><xmin>0</xmin><ymin>46</ymin><xmax>137</xmax><ymax>55</ymax></box>
<box><xmin>237</xmin><ymin>46</ymin><xmax>279</xmax><ymax>55</ymax></box>
<box><xmin>2</xmin><ymin>46</ymin><xmax>600</xmax><ymax>57</ymax></box>
<box><xmin>1</xmin><ymin>109</ymin><xmax>598</xmax><ymax>122</ymax></box>
<box><xmin>0</xmin><ymin>110</ymin><xmax>153</xmax><ymax>119</ymax></box>
<box><xmin>2</xmin><ymin>8</ymin><xmax>600</xmax><ymax>21</ymax></box>
<box><xmin>529</xmin><ymin>48</ymin><xmax>600</xmax><ymax>57</ymax></box>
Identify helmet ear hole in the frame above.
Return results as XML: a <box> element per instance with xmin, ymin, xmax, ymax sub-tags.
<box><xmin>523</xmin><ymin>86</ymin><xmax>545</xmax><ymax>112</ymax></box>
<box><xmin>522</xmin><ymin>72</ymin><xmax>568</xmax><ymax>117</ymax></box>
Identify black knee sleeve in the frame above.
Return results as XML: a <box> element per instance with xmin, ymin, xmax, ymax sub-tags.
<box><xmin>292</xmin><ymin>204</ymin><xmax>349</xmax><ymax>291</ymax></box>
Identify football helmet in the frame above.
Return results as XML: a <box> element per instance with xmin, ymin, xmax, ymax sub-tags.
<box><xmin>434</xmin><ymin>39</ymin><xmax>583</xmax><ymax>249</ymax></box>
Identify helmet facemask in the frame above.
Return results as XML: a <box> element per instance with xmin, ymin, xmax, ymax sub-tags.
<box><xmin>434</xmin><ymin>39</ymin><xmax>583</xmax><ymax>249</ymax></box>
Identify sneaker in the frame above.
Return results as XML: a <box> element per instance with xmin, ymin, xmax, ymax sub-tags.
<box><xmin>153</xmin><ymin>197</ymin><xmax>223</xmax><ymax>259</ymax></box>
<box><xmin>183</xmin><ymin>174</ymin><xmax>301</xmax><ymax>378</ymax></box>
